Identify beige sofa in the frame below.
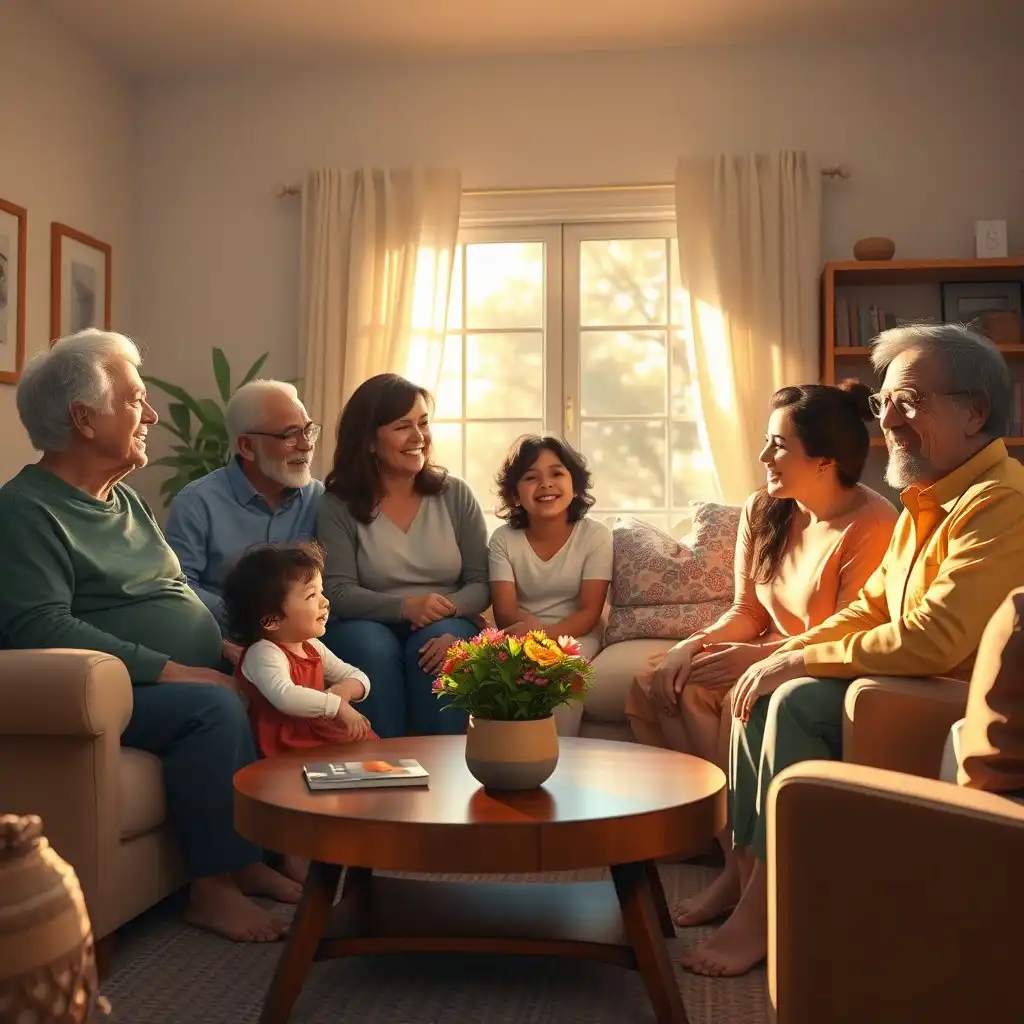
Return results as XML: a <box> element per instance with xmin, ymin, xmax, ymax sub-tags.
<box><xmin>0</xmin><ymin>649</ymin><xmax>185</xmax><ymax>942</ymax></box>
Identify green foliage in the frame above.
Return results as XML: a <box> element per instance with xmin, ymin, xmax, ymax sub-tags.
<box><xmin>143</xmin><ymin>348</ymin><xmax>271</xmax><ymax>507</ymax></box>
<box><xmin>433</xmin><ymin>628</ymin><xmax>595</xmax><ymax>722</ymax></box>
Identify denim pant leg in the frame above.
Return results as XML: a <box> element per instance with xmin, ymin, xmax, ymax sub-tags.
<box><xmin>322</xmin><ymin>619</ymin><xmax>406</xmax><ymax>739</ymax></box>
<box><xmin>402</xmin><ymin>617</ymin><xmax>480</xmax><ymax>736</ymax></box>
<box><xmin>121</xmin><ymin>683</ymin><xmax>263</xmax><ymax>878</ymax></box>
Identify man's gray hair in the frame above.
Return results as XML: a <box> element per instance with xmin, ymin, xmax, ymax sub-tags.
<box><xmin>225</xmin><ymin>379</ymin><xmax>300</xmax><ymax>450</ymax></box>
<box><xmin>871</xmin><ymin>322</ymin><xmax>1012</xmax><ymax>437</ymax></box>
<box><xmin>16</xmin><ymin>329</ymin><xmax>142</xmax><ymax>453</ymax></box>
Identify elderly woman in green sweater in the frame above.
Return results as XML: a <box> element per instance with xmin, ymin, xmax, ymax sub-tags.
<box><xmin>0</xmin><ymin>329</ymin><xmax>299</xmax><ymax>943</ymax></box>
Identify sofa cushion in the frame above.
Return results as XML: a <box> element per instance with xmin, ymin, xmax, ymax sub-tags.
<box><xmin>118</xmin><ymin>747</ymin><xmax>168</xmax><ymax>840</ymax></box>
<box><xmin>586</xmin><ymin>638</ymin><xmax>679</xmax><ymax>722</ymax></box>
<box><xmin>605</xmin><ymin>501</ymin><xmax>740</xmax><ymax>642</ymax></box>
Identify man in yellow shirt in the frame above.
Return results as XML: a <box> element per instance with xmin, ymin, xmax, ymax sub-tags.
<box><xmin>683</xmin><ymin>322</ymin><xmax>1024</xmax><ymax>978</ymax></box>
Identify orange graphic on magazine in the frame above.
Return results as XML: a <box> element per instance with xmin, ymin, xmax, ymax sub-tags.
<box><xmin>362</xmin><ymin>761</ymin><xmax>397</xmax><ymax>773</ymax></box>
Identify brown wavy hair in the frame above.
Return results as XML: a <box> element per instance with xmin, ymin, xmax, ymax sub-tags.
<box><xmin>494</xmin><ymin>434</ymin><xmax>596</xmax><ymax>529</ymax></box>
<box><xmin>748</xmin><ymin>380</ymin><xmax>874</xmax><ymax>584</ymax></box>
<box><xmin>324</xmin><ymin>373</ymin><xmax>448</xmax><ymax>524</ymax></box>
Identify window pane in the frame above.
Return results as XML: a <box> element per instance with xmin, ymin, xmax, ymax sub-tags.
<box><xmin>448</xmin><ymin>245</ymin><xmax>463</xmax><ymax>330</ymax></box>
<box><xmin>671</xmin><ymin>420</ymin><xmax>718</xmax><ymax>505</ymax></box>
<box><xmin>466</xmin><ymin>242</ymin><xmax>543</xmax><ymax>330</ymax></box>
<box><xmin>671</xmin><ymin>331</ymin><xmax>699</xmax><ymax>420</ymax></box>
<box><xmin>429</xmin><ymin>421</ymin><xmax>463</xmax><ymax>480</ymax></box>
<box><xmin>433</xmin><ymin>336</ymin><xmax>462</xmax><ymax>419</ymax></box>
<box><xmin>466</xmin><ymin>333</ymin><xmax>544</xmax><ymax>419</ymax></box>
<box><xmin>581</xmin><ymin>420</ymin><xmax>666</xmax><ymax>510</ymax></box>
<box><xmin>465</xmin><ymin>419</ymin><xmax>542</xmax><ymax>513</ymax></box>
<box><xmin>580</xmin><ymin>330</ymin><xmax>667</xmax><ymax>417</ymax></box>
<box><xmin>580</xmin><ymin>238</ymin><xmax>668</xmax><ymax>327</ymax></box>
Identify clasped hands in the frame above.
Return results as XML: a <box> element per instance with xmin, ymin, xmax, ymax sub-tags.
<box><xmin>651</xmin><ymin>642</ymin><xmax>806</xmax><ymax>722</ymax></box>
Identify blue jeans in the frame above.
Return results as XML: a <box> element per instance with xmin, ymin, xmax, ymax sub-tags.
<box><xmin>322</xmin><ymin>617</ymin><xmax>479</xmax><ymax>738</ymax></box>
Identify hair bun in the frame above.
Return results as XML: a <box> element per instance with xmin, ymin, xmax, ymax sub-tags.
<box><xmin>837</xmin><ymin>378</ymin><xmax>874</xmax><ymax>421</ymax></box>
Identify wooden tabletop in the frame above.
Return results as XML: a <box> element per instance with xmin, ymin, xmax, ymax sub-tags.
<box><xmin>235</xmin><ymin>736</ymin><xmax>726</xmax><ymax>873</ymax></box>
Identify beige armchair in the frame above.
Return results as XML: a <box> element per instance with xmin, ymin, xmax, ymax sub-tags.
<box><xmin>0</xmin><ymin>650</ymin><xmax>185</xmax><ymax>943</ymax></box>
<box><xmin>767</xmin><ymin>672</ymin><xmax>1022</xmax><ymax>1022</ymax></box>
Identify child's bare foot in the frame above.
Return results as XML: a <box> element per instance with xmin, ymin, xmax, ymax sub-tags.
<box><xmin>233</xmin><ymin>861</ymin><xmax>303</xmax><ymax>904</ymax></box>
<box><xmin>184</xmin><ymin>877</ymin><xmax>287</xmax><ymax>942</ymax></box>
<box><xmin>281</xmin><ymin>855</ymin><xmax>309</xmax><ymax>885</ymax></box>
<box><xmin>672</xmin><ymin>860</ymin><xmax>741</xmax><ymax>927</ymax></box>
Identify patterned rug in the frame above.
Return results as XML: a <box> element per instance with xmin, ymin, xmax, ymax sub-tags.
<box><xmin>101</xmin><ymin>864</ymin><xmax>767</xmax><ymax>1024</ymax></box>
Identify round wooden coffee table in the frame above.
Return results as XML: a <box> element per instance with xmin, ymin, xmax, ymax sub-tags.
<box><xmin>235</xmin><ymin>736</ymin><xmax>725</xmax><ymax>1024</ymax></box>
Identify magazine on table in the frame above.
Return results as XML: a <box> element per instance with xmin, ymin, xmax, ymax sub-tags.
<box><xmin>302</xmin><ymin>758</ymin><xmax>429</xmax><ymax>791</ymax></box>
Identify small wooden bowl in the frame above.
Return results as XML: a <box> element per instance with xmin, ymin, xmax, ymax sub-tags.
<box><xmin>853</xmin><ymin>236</ymin><xmax>896</xmax><ymax>261</ymax></box>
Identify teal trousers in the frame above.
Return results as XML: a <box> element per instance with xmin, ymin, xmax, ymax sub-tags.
<box><xmin>729</xmin><ymin>676</ymin><xmax>850</xmax><ymax>860</ymax></box>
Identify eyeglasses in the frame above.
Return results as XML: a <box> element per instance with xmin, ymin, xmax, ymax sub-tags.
<box><xmin>867</xmin><ymin>389</ymin><xmax>971</xmax><ymax>420</ymax></box>
<box><xmin>245</xmin><ymin>423</ymin><xmax>321</xmax><ymax>448</ymax></box>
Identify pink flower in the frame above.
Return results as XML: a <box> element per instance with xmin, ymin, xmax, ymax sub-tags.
<box><xmin>476</xmin><ymin>627</ymin><xmax>505</xmax><ymax>645</ymax></box>
<box><xmin>557</xmin><ymin>635</ymin><xmax>582</xmax><ymax>656</ymax></box>
<box><xmin>497</xmin><ymin>652</ymin><xmax>509</xmax><ymax>662</ymax></box>
<box><xmin>431</xmin><ymin>678</ymin><xmax>445</xmax><ymax>692</ymax></box>
<box><xmin>533</xmin><ymin>677</ymin><xmax>549</xmax><ymax>687</ymax></box>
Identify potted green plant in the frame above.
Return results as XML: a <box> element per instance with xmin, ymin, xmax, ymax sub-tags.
<box><xmin>432</xmin><ymin>628</ymin><xmax>595</xmax><ymax>790</ymax></box>
<box><xmin>143</xmin><ymin>348</ymin><xmax>273</xmax><ymax>507</ymax></box>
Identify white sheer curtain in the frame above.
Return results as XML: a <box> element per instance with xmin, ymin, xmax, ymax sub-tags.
<box><xmin>675</xmin><ymin>152</ymin><xmax>822</xmax><ymax>504</ymax></box>
<box><xmin>298</xmin><ymin>166</ymin><xmax>462</xmax><ymax>478</ymax></box>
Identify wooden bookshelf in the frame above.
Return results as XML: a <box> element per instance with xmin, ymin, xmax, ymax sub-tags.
<box><xmin>820</xmin><ymin>257</ymin><xmax>1024</xmax><ymax>449</ymax></box>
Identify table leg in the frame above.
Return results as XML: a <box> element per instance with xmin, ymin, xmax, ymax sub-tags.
<box><xmin>259</xmin><ymin>861</ymin><xmax>343</xmax><ymax>1024</ymax></box>
<box><xmin>611</xmin><ymin>861</ymin><xmax>689</xmax><ymax>1024</ymax></box>
<box><xmin>644</xmin><ymin>860</ymin><xmax>676</xmax><ymax>938</ymax></box>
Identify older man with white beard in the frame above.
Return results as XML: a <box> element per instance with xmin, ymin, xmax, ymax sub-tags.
<box><xmin>680</xmin><ymin>322</ymin><xmax>1024</xmax><ymax>979</ymax></box>
<box><xmin>165</xmin><ymin>380</ymin><xmax>324</xmax><ymax>644</ymax></box>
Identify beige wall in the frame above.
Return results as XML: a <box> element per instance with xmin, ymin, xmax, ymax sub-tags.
<box><xmin>0</xmin><ymin>0</ymin><xmax>134</xmax><ymax>484</ymax></box>
<box><xmin>127</xmin><ymin>37</ymin><xmax>1023</xmax><ymax>508</ymax></box>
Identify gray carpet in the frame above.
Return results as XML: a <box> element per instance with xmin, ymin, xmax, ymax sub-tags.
<box><xmin>102</xmin><ymin>865</ymin><xmax>767</xmax><ymax>1023</ymax></box>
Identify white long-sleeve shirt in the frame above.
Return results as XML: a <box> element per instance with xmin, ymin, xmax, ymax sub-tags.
<box><xmin>240</xmin><ymin>638</ymin><xmax>370</xmax><ymax>719</ymax></box>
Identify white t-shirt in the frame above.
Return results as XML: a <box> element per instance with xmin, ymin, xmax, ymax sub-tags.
<box><xmin>240</xmin><ymin>638</ymin><xmax>370</xmax><ymax>720</ymax></box>
<box><xmin>488</xmin><ymin>518</ymin><xmax>614</xmax><ymax>624</ymax></box>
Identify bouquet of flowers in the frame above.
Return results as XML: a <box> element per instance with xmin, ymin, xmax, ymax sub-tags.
<box><xmin>432</xmin><ymin>627</ymin><xmax>595</xmax><ymax>721</ymax></box>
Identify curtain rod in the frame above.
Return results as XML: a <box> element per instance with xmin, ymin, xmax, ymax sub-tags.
<box><xmin>274</xmin><ymin>165</ymin><xmax>850</xmax><ymax>198</ymax></box>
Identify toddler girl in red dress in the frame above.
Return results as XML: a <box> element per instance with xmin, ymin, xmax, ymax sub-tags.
<box><xmin>222</xmin><ymin>542</ymin><xmax>377</xmax><ymax>756</ymax></box>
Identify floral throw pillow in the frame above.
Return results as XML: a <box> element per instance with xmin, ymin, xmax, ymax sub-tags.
<box><xmin>610</xmin><ymin>502</ymin><xmax>742</xmax><ymax>608</ymax></box>
<box><xmin>603</xmin><ymin>502</ymin><xmax>742</xmax><ymax>643</ymax></box>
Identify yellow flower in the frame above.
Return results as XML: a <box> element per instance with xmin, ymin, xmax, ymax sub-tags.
<box><xmin>523</xmin><ymin>637</ymin><xmax>564</xmax><ymax>667</ymax></box>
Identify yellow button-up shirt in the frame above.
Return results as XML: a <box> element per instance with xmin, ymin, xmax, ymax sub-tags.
<box><xmin>780</xmin><ymin>440</ymin><xmax>1024</xmax><ymax>681</ymax></box>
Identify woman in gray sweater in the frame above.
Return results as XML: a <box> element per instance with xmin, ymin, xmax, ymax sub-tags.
<box><xmin>316</xmin><ymin>373</ymin><xmax>490</xmax><ymax>737</ymax></box>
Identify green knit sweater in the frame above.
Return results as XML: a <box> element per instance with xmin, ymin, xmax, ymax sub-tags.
<box><xmin>0</xmin><ymin>465</ymin><xmax>222</xmax><ymax>682</ymax></box>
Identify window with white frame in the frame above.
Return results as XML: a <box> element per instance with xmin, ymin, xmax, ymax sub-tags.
<box><xmin>429</xmin><ymin>221</ymin><xmax>717</xmax><ymax>533</ymax></box>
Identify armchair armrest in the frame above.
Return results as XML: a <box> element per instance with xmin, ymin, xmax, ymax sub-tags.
<box><xmin>843</xmin><ymin>675</ymin><xmax>968</xmax><ymax>777</ymax></box>
<box><xmin>768</xmin><ymin>760</ymin><xmax>1024</xmax><ymax>1024</ymax></box>
<box><xmin>0</xmin><ymin>649</ymin><xmax>134</xmax><ymax>938</ymax></box>
<box><xmin>0</xmin><ymin>649</ymin><xmax>133</xmax><ymax>737</ymax></box>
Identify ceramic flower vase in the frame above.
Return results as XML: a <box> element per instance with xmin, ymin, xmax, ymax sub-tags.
<box><xmin>464</xmin><ymin>714</ymin><xmax>559</xmax><ymax>790</ymax></box>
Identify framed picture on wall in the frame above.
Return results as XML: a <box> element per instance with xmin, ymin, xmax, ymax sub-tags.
<box><xmin>940</xmin><ymin>280</ymin><xmax>1023</xmax><ymax>325</ymax></box>
<box><xmin>51</xmin><ymin>222</ymin><xmax>111</xmax><ymax>342</ymax></box>
<box><xmin>0</xmin><ymin>196</ymin><xmax>27</xmax><ymax>385</ymax></box>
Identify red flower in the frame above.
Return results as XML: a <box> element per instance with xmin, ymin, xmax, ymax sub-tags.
<box><xmin>557</xmin><ymin>635</ymin><xmax>582</xmax><ymax>656</ymax></box>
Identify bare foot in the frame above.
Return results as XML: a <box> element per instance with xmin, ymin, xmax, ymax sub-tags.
<box><xmin>681</xmin><ymin>881</ymin><xmax>767</xmax><ymax>977</ymax></box>
<box><xmin>672</xmin><ymin>860</ymin><xmax>741</xmax><ymax>927</ymax></box>
<box><xmin>281</xmin><ymin>854</ymin><xmax>309</xmax><ymax>885</ymax></box>
<box><xmin>184</xmin><ymin>877</ymin><xmax>287</xmax><ymax>942</ymax></box>
<box><xmin>233</xmin><ymin>861</ymin><xmax>303</xmax><ymax>904</ymax></box>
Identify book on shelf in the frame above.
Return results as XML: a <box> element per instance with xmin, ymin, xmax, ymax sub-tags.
<box><xmin>834</xmin><ymin>300</ymin><xmax>901</xmax><ymax>347</ymax></box>
<box><xmin>303</xmin><ymin>758</ymin><xmax>429</xmax><ymax>791</ymax></box>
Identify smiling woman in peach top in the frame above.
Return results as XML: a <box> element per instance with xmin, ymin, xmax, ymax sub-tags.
<box><xmin>626</xmin><ymin>380</ymin><xmax>897</xmax><ymax>924</ymax></box>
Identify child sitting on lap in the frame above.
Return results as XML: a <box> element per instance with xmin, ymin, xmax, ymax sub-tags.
<box><xmin>222</xmin><ymin>542</ymin><xmax>377</xmax><ymax>756</ymax></box>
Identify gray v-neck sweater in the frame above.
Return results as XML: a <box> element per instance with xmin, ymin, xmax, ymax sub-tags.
<box><xmin>315</xmin><ymin>475</ymin><xmax>490</xmax><ymax>623</ymax></box>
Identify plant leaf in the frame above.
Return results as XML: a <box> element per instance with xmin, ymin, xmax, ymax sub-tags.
<box><xmin>155</xmin><ymin>421</ymin><xmax>187</xmax><ymax>443</ymax></box>
<box><xmin>142</xmin><ymin>376</ymin><xmax>205</xmax><ymax>421</ymax></box>
<box><xmin>211</xmin><ymin>348</ymin><xmax>232</xmax><ymax>403</ymax></box>
<box><xmin>167</xmin><ymin>402</ymin><xmax>192</xmax><ymax>441</ymax></box>
<box><xmin>239</xmin><ymin>352</ymin><xmax>269</xmax><ymax>388</ymax></box>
